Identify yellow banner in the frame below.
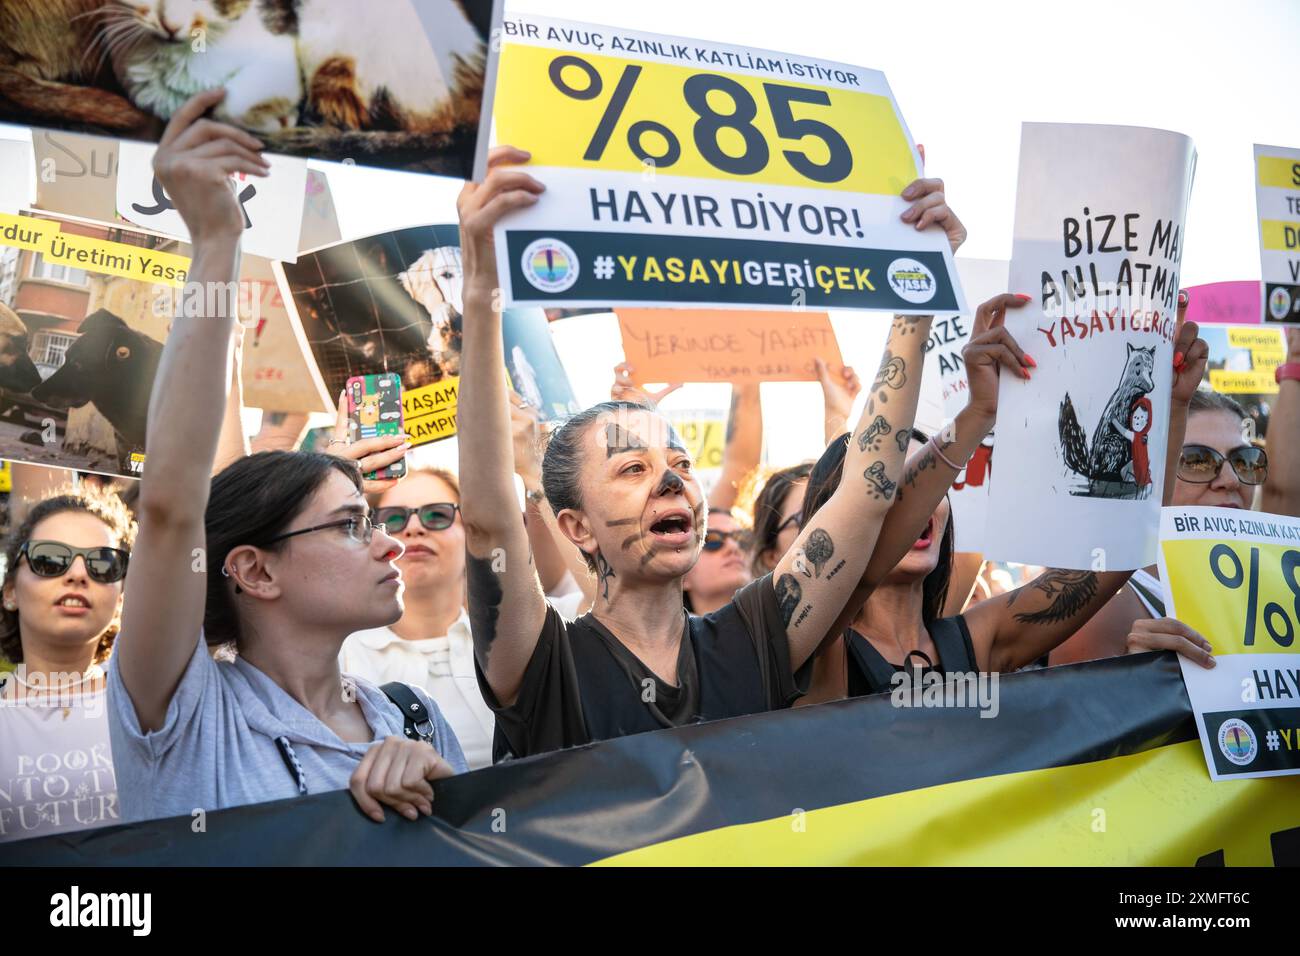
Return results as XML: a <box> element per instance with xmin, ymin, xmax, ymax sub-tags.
<box><xmin>1260</xmin><ymin>219</ymin><xmax>1300</xmax><ymax>252</ymax></box>
<box><xmin>1254</xmin><ymin>351</ymin><xmax>1285</xmax><ymax>372</ymax></box>
<box><xmin>1162</xmin><ymin>537</ymin><xmax>1300</xmax><ymax>656</ymax></box>
<box><xmin>0</xmin><ymin>212</ymin><xmax>189</xmax><ymax>288</ymax></box>
<box><xmin>496</xmin><ymin>43</ymin><xmax>916</xmax><ymax>194</ymax></box>
<box><xmin>1209</xmin><ymin>369</ymin><xmax>1277</xmax><ymax>394</ymax></box>
<box><xmin>596</xmin><ymin>741</ymin><xmax>1300</xmax><ymax>865</ymax></box>
<box><xmin>1257</xmin><ymin>154</ymin><xmax>1300</xmax><ymax>190</ymax></box>
<box><xmin>0</xmin><ymin>461</ymin><xmax>10</xmax><ymax>493</ymax></box>
<box><xmin>669</xmin><ymin>418</ymin><xmax>725</xmax><ymax>469</ymax></box>
<box><xmin>1227</xmin><ymin>327</ymin><xmax>1285</xmax><ymax>350</ymax></box>
<box><xmin>403</xmin><ymin>376</ymin><xmax>459</xmax><ymax>446</ymax></box>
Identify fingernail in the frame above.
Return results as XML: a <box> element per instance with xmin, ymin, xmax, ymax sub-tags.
<box><xmin>902</xmin><ymin>184</ymin><xmax>917</xmax><ymax>199</ymax></box>
<box><xmin>1178</xmin><ymin>291</ymin><xmax>1189</xmax><ymax>307</ymax></box>
<box><xmin>1173</xmin><ymin>351</ymin><xmax>1185</xmax><ymax>368</ymax></box>
<box><xmin>404</xmin><ymin>808</ymin><xmax>417</xmax><ymax>821</ymax></box>
<box><xmin>1206</xmin><ymin>655</ymin><xmax>1216</xmax><ymax>668</ymax></box>
<box><xmin>1021</xmin><ymin>367</ymin><xmax>1032</xmax><ymax>380</ymax></box>
<box><xmin>900</xmin><ymin>208</ymin><xmax>914</xmax><ymax>221</ymax></box>
<box><xmin>1015</xmin><ymin>293</ymin><xmax>1032</xmax><ymax>302</ymax></box>
<box><xmin>1023</xmin><ymin>354</ymin><xmax>1037</xmax><ymax>368</ymax></box>
<box><xmin>370</xmin><ymin>811</ymin><xmax>384</xmax><ymax>823</ymax></box>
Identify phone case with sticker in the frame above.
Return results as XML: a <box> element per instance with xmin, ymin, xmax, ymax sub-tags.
<box><xmin>346</xmin><ymin>373</ymin><xmax>406</xmax><ymax>481</ymax></box>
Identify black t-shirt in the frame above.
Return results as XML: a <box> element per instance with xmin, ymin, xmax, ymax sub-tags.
<box><xmin>476</xmin><ymin>573</ymin><xmax>810</xmax><ymax>761</ymax></box>
<box><xmin>844</xmin><ymin>614</ymin><xmax>977</xmax><ymax>698</ymax></box>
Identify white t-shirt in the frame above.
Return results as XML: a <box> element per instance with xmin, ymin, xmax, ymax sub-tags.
<box><xmin>0</xmin><ymin>675</ymin><xmax>118</xmax><ymax>844</ymax></box>
<box><xmin>339</xmin><ymin>609</ymin><xmax>495</xmax><ymax>770</ymax></box>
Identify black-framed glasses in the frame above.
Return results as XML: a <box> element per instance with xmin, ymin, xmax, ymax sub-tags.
<box><xmin>703</xmin><ymin>529</ymin><xmax>751</xmax><ymax>552</ymax></box>
<box><xmin>1178</xmin><ymin>444</ymin><xmax>1269</xmax><ymax>486</ymax></box>
<box><xmin>774</xmin><ymin>512</ymin><xmax>803</xmax><ymax>536</ymax></box>
<box><xmin>372</xmin><ymin>503</ymin><xmax>459</xmax><ymax>535</ymax></box>
<box><xmin>265</xmin><ymin>514</ymin><xmax>375</xmax><ymax>547</ymax></box>
<box><xmin>19</xmin><ymin>541</ymin><xmax>129</xmax><ymax>584</ymax></box>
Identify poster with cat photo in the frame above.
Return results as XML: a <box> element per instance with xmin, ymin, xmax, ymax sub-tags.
<box><xmin>0</xmin><ymin>0</ymin><xmax>502</xmax><ymax>179</ymax></box>
<box><xmin>278</xmin><ymin>223</ymin><xmax>580</xmax><ymax>446</ymax></box>
<box><xmin>983</xmin><ymin>123</ymin><xmax>1197</xmax><ymax>571</ymax></box>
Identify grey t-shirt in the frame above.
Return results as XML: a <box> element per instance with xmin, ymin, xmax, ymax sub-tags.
<box><xmin>107</xmin><ymin>633</ymin><xmax>467</xmax><ymax>824</ymax></box>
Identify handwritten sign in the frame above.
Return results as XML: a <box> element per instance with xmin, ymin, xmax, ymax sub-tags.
<box><xmin>31</xmin><ymin>130</ymin><xmax>118</xmax><ymax>222</ymax></box>
<box><xmin>1254</xmin><ymin>144</ymin><xmax>1300</xmax><ymax>325</ymax></box>
<box><xmin>616</xmin><ymin>308</ymin><xmax>844</xmax><ymax>384</ymax></box>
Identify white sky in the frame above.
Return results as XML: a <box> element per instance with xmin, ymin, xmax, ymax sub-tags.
<box><xmin>3</xmin><ymin>0</ymin><xmax>1299</xmax><ymax>472</ymax></box>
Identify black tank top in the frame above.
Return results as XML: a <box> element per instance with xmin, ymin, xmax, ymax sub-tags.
<box><xmin>844</xmin><ymin>615</ymin><xmax>978</xmax><ymax>698</ymax></box>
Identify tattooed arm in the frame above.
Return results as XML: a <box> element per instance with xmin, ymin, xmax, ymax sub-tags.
<box><xmin>456</xmin><ymin>147</ymin><xmax>549</xmax><ymax>707</ymax></box>
<box><xmin>709</xmin><ymin>382</ymin><xmax>762</xmax><ymax>511</ymax></box>
<box><xmin>772</xmin><ymin>313</ymin><xmax>931</xmax><ymax>669</ymax></box>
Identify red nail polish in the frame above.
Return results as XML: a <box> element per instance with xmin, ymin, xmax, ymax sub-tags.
<box><xmin>1173</xmin><ymin>351</ymin><xmax>1185</xmax><ymax>368</ymax></box>
<box><xmin>1178</xmin><ymin>291</ymin><xmax>1188</xmax><ymax>307</ymax></box>
<box><xmin>1015</xmin><ymin>293</ymin><xmax>1032</xmax><ymax>302</ymax></box>
<box><xmin>1021</xmin><ymin>367</ymin><xmax>1032</xmax><ymax>380</ymax></box>
<box><xmin>1024</xmin><ymin>354</ymin><xmax>1037</xmax><ymax>368</ymax></box>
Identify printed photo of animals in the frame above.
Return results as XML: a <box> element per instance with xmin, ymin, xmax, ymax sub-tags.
<box><xmin>0</xmin><ymin>0</ymin><xmax>499</xmax><ymax>177</ymax></box>
<box><xmin>279</xmin><ymin>222</ymin><xmax>464</xmax><ymax>406</ymax></box>
<box><xmin>0</xmin><ymin>212</ymin><xmax>179</xmax><ymax>479</ymax></box>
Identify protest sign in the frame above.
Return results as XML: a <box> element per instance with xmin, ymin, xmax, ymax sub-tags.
<box><xmin>280</xmin><ymin>225</ymin><xmax>580</xmax><ymax>446</ymax></box>
<box><xmin>0</xmin><ymin>138</ymin><xmax>31</xmax><ymax>214</ymax></box>
<box><xmin>0</xmin><ymin>0</ymin><xmax>501</xmax><ymax>178</ymax></box>
<box><xmin>1159</xmin><ymin>506</ymin><xmax>1300</xmax><ymax>780</ymax></box>
<box><xmin>1203</xmin><ymin>325</ymin><xmax>1286</xmax><ymax>396</ymax></box>
<box><xmin>1254</xmin><ymin>144</ymin><xmax>1300</xmax><ymax>325</ymax></box>
<box><xmin>1184</xmin><ymin>280</ymin><xmax>1261</xmax><ymax>326</ymax></box>
<box><xmin>616</xmin><ymin>308</ymin><xmax>843</xmax><ymax>384</ymax></box>
<box><xmin>0</xmin><ymin>210</ymin><xmax>208</xmax><ymax>478</ymax></box>
<box><xmin>31</xmin><ymin>130</ymin><xmax>119</xmax><ymax>223</ymax></box>
<box><xmin>299</xmin><ymin>169</ymin><xmax>342</xmax><ymax>252</ymax></box>
<box><xmin>491</xmin><ymin>14</ymin><xmax>964</xmax><ymax>314</ymax></box>
<box><xmin>984</xmin><ymin>123</ymin><xmax>1196</xmax><ymax>570</ymax></box>
<box><xmin>117</xmin><ymin>139</ymin><xmax>308</xmax><ymax>262</ymax></box>
<box><xmin>663</xmin><ymin>410</ymin><xmax>727</xmax><ymax>470</ymax></box>
<box><xmin>238</xmin><ymin>254</ymin><xmax>331</xmax><ymax>414</ymax></box>
<box><xmin>921</xmin><ymin>258</ymin><xmax>1009</xmax><ymax>552</ymax></box>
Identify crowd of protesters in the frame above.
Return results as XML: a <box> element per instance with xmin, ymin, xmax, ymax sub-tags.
<box><xmin>1</xmin><ymin>89</ymin><xmax>1298</xmax><ymax>843</ymax></box>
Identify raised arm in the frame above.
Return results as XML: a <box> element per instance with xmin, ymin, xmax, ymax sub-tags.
<box><xmin>710</xmin><ymin>382</ymin><xmax>762</xmax><ymax>510</ymax></box>
<box><xmin>456</xmin><ymin>147</ymin><xmax>549</xmax><ymax>707</ymax></box>
<box><xmin>774</xmin><ymin>311</ymin><xmax>931</xmax><ymax>669</ymax></box>
<box><xmin>1261</xmin><ymin>328</ymin><xmax>1300</xmax><ymax>517</ymax></box>
<box><xmin>116</xmin><ymin>90</ymin><xmax>269</xmax><ymax>731</ymax></box>
<box><xmin>966</xmin><ymin>313</ymin><xmax>1209</xmax><ymax>671</ymax></box>
<box><xmin>816</xmin><ymin>358</ymin><xmax>862</xmax><ymax>447</ymax></box>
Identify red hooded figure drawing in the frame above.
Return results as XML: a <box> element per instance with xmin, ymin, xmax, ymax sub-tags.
<box><xmin>1125</xmin><ymin>396</ymin><xmax>1153</xmax><ymax>488</ymax></box>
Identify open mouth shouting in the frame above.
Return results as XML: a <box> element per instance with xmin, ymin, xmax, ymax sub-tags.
<box><xmin>648</xmin><ymin>508</ymin><xmax>695</xmax><ymax>549</ymax></box>
<box><xmin>913</xmin><ymin>516</ymin><xmax>935</xmax><ymax>551</ymax></box>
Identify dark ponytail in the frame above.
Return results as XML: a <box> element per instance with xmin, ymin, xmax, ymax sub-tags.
<box><xmin>204</xmin><ymin>451</ymin><xmax>362</xmax><ymax>648</ymax></box>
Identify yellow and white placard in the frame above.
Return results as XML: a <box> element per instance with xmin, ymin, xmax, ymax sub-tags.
<box><xmin>1255</xmin><ymin>143</ymin><xmax>1300</xmax><ymax>325</ymax></box>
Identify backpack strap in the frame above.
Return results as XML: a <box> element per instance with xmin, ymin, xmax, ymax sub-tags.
<box><xmin>928</xmin><ymin>615</ymin><xmax>978</xmax><ymax>673</ymax></box>
<box><xmin>380</xmin><ymin>681</ymin><xmax>436</xmax><ymax>744</ymax></box>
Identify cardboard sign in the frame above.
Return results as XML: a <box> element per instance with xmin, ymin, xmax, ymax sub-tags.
<box><xmin>31</xmin><ymin>131</ymin><xmax>119</xmax><ymax>223</ymax></box>
<box><xmin>117</xmin><ymin>140</ymin><xmax>308</xmax><ymax>262</ymax></box>
<box><xmin>238</xmin><ymin>254</ymin><xmax>331</xmax><ymax>414</ymax></box>
<box><xmin>0</xmin><ymin>139</ymin><xmax>32</xmax><ymax>215</ymax></box>
<box><xmin>663</xmin><ymin>413</ymin><xmax>726</xmax><ymax>469</ymax></box>
<box><xmin>1184</xmin><ymin>280</ymin><xmax>1261</xmax><ymax>326</ymax></box>
<box><xmin>1254</xmin><ymin>144</ymin><xmax>1300</xmax><ymax>325</ymax></box>
<box><xmin>616</xmin><ymin>309</ymin><xmax>843</xmax><ymax>384</ymax></box>
<box><xmin>0</xmin><ymin>0</ymin><xmax>501</xmax><ymax>178</ymax></box>
<box><xmin>492</xmin><ymin>14</ymin><xmax>964</xmax><ymax>314</ymax></box>
<box><xmin>1159</xmin><ymin>506</ymin><xmax>1300</xmax><ymax>780</ymax></box>
<box><xmin>984</xmin><ymin>123</ymin><xmax>1196</xmax><ymax>570</ymax></box>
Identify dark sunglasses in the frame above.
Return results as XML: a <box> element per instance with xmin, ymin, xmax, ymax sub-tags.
<box><xmin>1178</xmin><ymin>444</ymin><xmax>1268</xmax><ymax>486</ymax></box>
<box><xmin>372</xmin><ymin>503</ymin><xmax>459</xmax><ymax>535</ymax></box>
<box><xmin>19</xmin><ymin>540</ymin><xmax>129</xmax><ymax>584</ymax></box>
<box><xmin>703</xmin><ymin>529</ymin><xmax>751</xmax><ymax>552</ymax></box>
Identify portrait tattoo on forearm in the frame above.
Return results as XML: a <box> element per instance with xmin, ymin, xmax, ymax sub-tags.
<box><xmin>775</xmin><ymin>573</ymin><xmax>803</xmax><ymax>628</ymax></box>
<box><xmin>802</xmin><ymin>528</ymin><xmax>834</xmax><ymax>578</ymax></box>
<box><xmin>1010</xmin><ymin>570</ymin><xmax>1099</xmax><ymax>625</ymax></box>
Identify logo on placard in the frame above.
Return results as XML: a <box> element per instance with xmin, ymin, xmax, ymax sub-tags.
<box><xmin>1268</xmin><ymin>287</ymin><xmax>1291</xmax><ymax>321</ymax></box>
<box><xmin>1216</xmin><ymin>718</ymin><xmax>1258</xmax><ymax>766</ymax></box>
<box><xmin>886</xmin><ymin>258</ymin><xmax>936</xmax><ymax>304</ymax></box>
<box><xmin>521</xmin><ymin>239</ymin><xmax>579</xmax><ymax>293</ymax></box>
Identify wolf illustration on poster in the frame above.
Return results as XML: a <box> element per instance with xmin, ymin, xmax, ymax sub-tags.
<box><xmin>1058</xmin><ymin>343</ymin><xmax>1156</xmax><ymax>499</ymax></box>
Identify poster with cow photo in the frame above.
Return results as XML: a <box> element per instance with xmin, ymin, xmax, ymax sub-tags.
<box><xmin>0</xmin><ymin>209</ymin><xmax>193</xmax><ymax>478</ymax></box>
<box><xmin>279</xmin><ymin>223</ymin><xmax>582</xmax><ymax>446</ymax></box>
<box><xmin>983</xmin><ymin>123</ymin><xmax>1197</xmax><ymax>571</ymax></box>
<box><xmin>0</xmin><ymin>0</ymin><xmax>502</xmax><ymax>179</ymax></box>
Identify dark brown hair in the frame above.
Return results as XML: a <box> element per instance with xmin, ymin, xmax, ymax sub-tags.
<box><xmin>204</xmin><ymin>451</ymin><xmax>362</xmax><ymax>648</ymax></box>
<box><xmin>0</xmin><ymin>486</ymin><xmax>137</xmax><ymax>665</ymax></box>
<box><xmin>800</xmin><ymin>431</ymin><xmax>954</xmax><ymax>627</ymax></box>
<box><xmin>748</xmin><ymin>462</ymin><xmax>813</xmax><ymax>577</ymax></box>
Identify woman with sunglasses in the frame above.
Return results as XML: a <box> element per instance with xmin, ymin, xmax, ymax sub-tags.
<box><xmin>339</xmin><ymin>469</ymin><xmax>498</xmax><ymax>770</ymax></box>
<box><xmin>0</xmin><ymin>485</ymin><xmax>134</xmax><ymax>843</ymax></box>
<box><xmin>1050</xmin><ymin>385</ymin><xmax>1269</xmax><ymax>666</ymax></box>
<box><xmin>458</xmin><ymin>146</ymin><xmax>964</xmax><ymax>761</ymax></box>
<box><xmin>682</xmin><ymin>510</ymin><xmax>753</xmax><ymax>614</ymax></box>
<box><xmin>107</xmin><ymin>91</ymin><xmax>466</xmax><ymax>829</ymax></box>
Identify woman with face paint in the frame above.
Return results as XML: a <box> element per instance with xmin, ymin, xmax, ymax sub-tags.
<box><xmin>796</xmin><ymin>295</ymin><xmax>1213</xmax><ymax>702</ymax></box>
<box><xmin>457</xmin><ymin>147</ymin><xmax>966</xmax><ymax>760</ymax></box>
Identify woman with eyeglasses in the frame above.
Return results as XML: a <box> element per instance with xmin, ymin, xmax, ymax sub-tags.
<box><xmin>339</xmin><ymin>468</ymin><xmax>498</xmax><ymax>770</ymax></box>
<box><xmin>0</xmin><ymin>483</ymin><xmax>134</xmax><ymax>843</ymax></box>
<box><xmin>457</xmin><ymin>146</ymin><xmax>965</xmax><ymax>760</ymax></box>
<box><xmin>748</xmin><ymin>463</ymin><xmax>814</xmax><ymax>579</ymax></box>
<box><xmin>106</xmin><ymin>91</ymin><xmax>466</xmax><ymax>830</ymax></box>
<box><xmin>1050</xmin><ymin>384</ymin><xmax>1270</xmax><ymax>666</ymax></box>
<box><xmin>796</xmin><ymin>296</ymin><xmax>1213</xmax><ymax>704</ymax></box>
